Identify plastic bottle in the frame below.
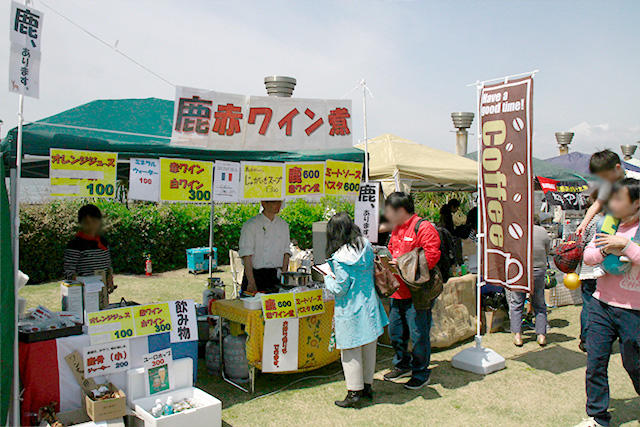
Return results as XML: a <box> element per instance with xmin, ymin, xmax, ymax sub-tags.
<box><xmin>163</xmin><ymin>396</ymin><xmax>174</xmax><ymax>415</ymax></box>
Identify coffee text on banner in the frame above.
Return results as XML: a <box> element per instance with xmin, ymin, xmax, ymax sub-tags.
<box><xmin>50</xmin><ymin>149</ymin><xmax>118</xmax><ymax>198</ymax></box>
<box><xmin>262</xmin><ymin>318</ymin><xmax>299</xmax><ymax>372</ymax></box>
<box><xmin>261</xmin><ymin>292</ymin><xmax>297</xmax><ymax>320</ymax></box>
<box><xmin>284</xmin><ymin>162</ymin><xmax>325</xmax><ymax>198</ymax></box>
<box><xmin>129</xmin><ymin>158</ymin><xmax>160</xmax><ymax>202</ymax></box>
<box><xmin>325</xmin><ymin>160</ymin><xmax>362</xmax><ymax>196</ymax></box>
<box><xmin>133</xmin><ymin>302</ymin><xmax>172</xmax><ymax>337</ymax></box>
<box><xmin>242</xmin><ymin>162</ymin><xmax>284</xmax><ymax>200</ymax></box>
<box><xmin>213</xmin><ymin>160</ymin><xmax>241</xmax><ymax>202</ymax></box>
<box><xmin>171</xmin><ymin>86</ymin><xmax>352</xmax><ymax>151</ymax></box>
<box><xmin>83</xmin><ymin>341</ymin><xmax>130</xmax><ymax>378</ymax></box>
<box><xmin>87</xmin><ymin>307</ymin><xmax>135</xmax><ymax>345</ymax></box>
<box><xmin>160</xmin><ymin>158</ymin><xmax>213</xmax><ymax>202</ymax></box>
<box><xmin>294</xmin><ymin>289</ymin><xmax>325</xmax><ymax>318</ymax></box>
<box><xmin>354</xmin><ymin>182</ymin><xmax>380</xmax><ymax>243</ymax></box>
<box><xmin>479</xmin><ymin>76</ymin><xmax>534</xmax><ymax>292</ymax></box>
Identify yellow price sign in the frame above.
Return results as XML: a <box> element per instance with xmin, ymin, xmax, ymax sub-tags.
<box><xmin>324</xmin><ymin>160</ymin><xmax>362</xmax><ymax>196</ymax></box>
<box><xmin>261</xmin><ymin>293</ymin><xmax>297</xmax><ymax>320</ymax></box>
<box><xmin>160</xmin><ymin>158</ymin><xmax>213</xmax><ymax>202</ymax></box>
<box><xmin>132</xmin><ymin>303</ymin><xmax>172</xmax><ymax>336</ymax></box>
<box><xmin>242</xmin><ymin>162</ymin><xmax>284</xmax><ymax>200</ymax></box>
<box><xmin>294</xmin><ymin>289</ymin><xmax>324</xmax><ymax>317</ymax></box>
<box><xmin>50</xmin><ymin>148</ymin><xmax>118</xmax><ymax>197</ymax></box>
<box><xmin>87</xmin><ymin>307</ymin><xmax>135</xmax><ymax>344</ymax></box>
<box><xmin>284</xmin><ymin>162</ymin><xmax>325</xmax><ymax>198</ymax></box>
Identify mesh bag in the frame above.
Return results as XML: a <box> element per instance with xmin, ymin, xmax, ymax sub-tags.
<box><xmin>552</xmin><ymin>234</ymin><xmax>583</xmax><ymax>274</ymax></box>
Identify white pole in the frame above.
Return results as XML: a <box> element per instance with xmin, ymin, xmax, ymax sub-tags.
<box><xmin>474</xmin><ymin>83</ymin><xmax>483</xmax><ymax>343</ymax></box>
<box><xmin>361</xmin><ymin>79</ymin><xmax>369</xmax><ymax>182</ymax></box>
<box><xmin>12</xmin><ymin>93</ymin><xmax>24</xmax><ymax>427</ymax></box>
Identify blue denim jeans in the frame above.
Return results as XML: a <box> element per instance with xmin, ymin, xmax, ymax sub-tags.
<box><xmin>580</xmin><ymin>279</ymin><xmax>597</xmax><ymax>344</ymax></box>
<box><xmin>585</xmin><ymin>298</ymin><xmax>640</xmax><ymax>426</ymax></box>
<box><xmin>388</xmin><ymin>298</ymin><xmax>432</xmax><ymax>382</ymax></box>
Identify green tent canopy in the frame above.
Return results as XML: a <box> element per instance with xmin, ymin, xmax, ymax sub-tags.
<box><xmin>464</xmin><ymin>151</ymin><xmax>588</xmax><ymax>183</ymax></box>
<box><xmin>1</xmin><ymin>98</ymin><xmax>364</xmax><ymax>178</ymax></box>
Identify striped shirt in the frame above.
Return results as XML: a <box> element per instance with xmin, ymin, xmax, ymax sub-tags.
<box><xmin>63</xmin><ymin>235</ymin><xmax>112</xmax><ymax>280</ymax></box>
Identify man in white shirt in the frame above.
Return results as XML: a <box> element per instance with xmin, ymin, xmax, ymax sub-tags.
<box><xmin>239</xmin><ymin>200</ymin><xmax>291</xmax><ymax>294</ymax></box>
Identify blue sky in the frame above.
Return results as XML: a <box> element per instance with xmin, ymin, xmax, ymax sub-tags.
<box><xmin>1</xmin><ymin>0</ymin><xmax>638</xmax><ymax>158</ymax></box>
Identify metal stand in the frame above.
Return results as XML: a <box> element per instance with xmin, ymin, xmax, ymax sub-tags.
<box><xmin>217</xmin><ymin>315</ymin><xmax>255</xmax><ymax>393</ymax></box>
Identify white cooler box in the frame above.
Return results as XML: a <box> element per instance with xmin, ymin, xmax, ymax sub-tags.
<box><xmin>127</xmin><ymin>358</ymin><xmax>222</xmax><ymax>427</ymax></box>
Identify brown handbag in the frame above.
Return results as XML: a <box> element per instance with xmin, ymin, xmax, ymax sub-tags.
<box><xmin>396</xmin><ymin>247</ymin><xmax>431</xmax><ymax>287</ymax></box>
<box><xmin>396</xmin><ymin>247</ymin><xmax>443</xmax><ymax>309</ymax></box>
<box><xmin>373</xmin><ymin>257</ymin><xmax>400</xmax><ymax>297</ymax></box>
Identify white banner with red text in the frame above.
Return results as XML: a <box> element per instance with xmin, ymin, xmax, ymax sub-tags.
<box><xmin>171</xmin><ymin>86</ymin><xmax>353</xmax><ymax>151</ymax></box>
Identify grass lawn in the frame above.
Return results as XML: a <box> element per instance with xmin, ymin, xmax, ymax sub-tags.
<box><xmin>21</xmin><ymin>270</ymin><xmax>640</xmax><ymax>426</ymax></box>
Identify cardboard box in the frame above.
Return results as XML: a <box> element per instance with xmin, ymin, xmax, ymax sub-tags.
<box><xmin>83</xmin><ymin>383</ymin><xmax>127</xmax><ymax>422</ymax></box>
<box><xmin>483</xmin><ymin>309</ymin><xmax>506</xmax><ymax>333</ymax></box>
<box><xmin>41</xmin><ymin>408</ymin><xmax>127</xmax><ymax>427</ymax></box>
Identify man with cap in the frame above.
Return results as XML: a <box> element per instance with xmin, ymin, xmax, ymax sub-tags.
<box><xmin>239</xmin><ymin>200</ymin><xmax>291</xmax><ymax>294</ymax></box>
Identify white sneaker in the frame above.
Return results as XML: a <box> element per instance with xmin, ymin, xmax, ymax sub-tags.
<box><xmin>573</xmin><ymin>417</ymin><xmax>605</xmax><ymax>427</ymax></box>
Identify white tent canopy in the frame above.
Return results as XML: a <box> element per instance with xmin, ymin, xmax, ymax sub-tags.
<box><xmin>357</xmin><ymin>133</ymin><xmax>478</xmax><ymax>195</ymax></box>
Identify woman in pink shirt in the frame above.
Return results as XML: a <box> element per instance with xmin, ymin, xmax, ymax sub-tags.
<box><xmin>578</xmin><ymin>178</ymin><xmax>640</xmax><ymax>427</ymax></box>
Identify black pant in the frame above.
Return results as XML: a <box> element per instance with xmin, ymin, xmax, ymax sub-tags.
<box><xmin>241</xmin><ymin>268</ymin><xmax>279</xmax><ymax>294</ymax></box>
<box><xmin>585</xmin><ymin>298</ymin><xmax>640</xmax><ymax>426</ymax></box>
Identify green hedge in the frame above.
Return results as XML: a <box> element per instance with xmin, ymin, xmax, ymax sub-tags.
<box><xmin>19</xmin><ymin>197</ymin><xmax>354</xmax><ymax>284</ymax></box>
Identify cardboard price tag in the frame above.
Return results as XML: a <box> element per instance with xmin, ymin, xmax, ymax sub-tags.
<box><xmin>160</xmin><ymin>158</ymin><xmax>213</xmax><ymax>202</ymax></box>
<box><xmin>294</xmin><ymin>289</ymin><xmax>325</xmax><ymax>317</ymax></box>
<box><xmin>50</xmin><ymin>148</ymin><xmax>117</xmax><ymax>197</ymax></box>
<box><xmin>87</xmin><ymin>307</ymin><xmax>135</xmax><ymax>344</ymax></box>
<box><xmin>133</xmin><ymin>303</ymin><xmax>172</xmax><ymax>336</ymax></box>
<box><xmin>324</xmin><ymin>160</ymin><xmax>362</xmax><ymax>196</ymax></box>
<box><xmin>284</xmin><ymin>162</ymin><xmax>325</xmax><ymax>198</ymax></box>
<box><xmin>261</xmin><ymin>293</ymin><xmax>297</xmax><ymax>320</ymax></box>
<box><xmin>242</xmin><ymin>162</ymin><xmax>284</xmax><ymax>200</ymax></box>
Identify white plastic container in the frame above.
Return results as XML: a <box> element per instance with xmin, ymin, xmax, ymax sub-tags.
<box><xmin>133</xmin><ymin>387</ymin><xmax>221</xmax><ymax>427</ymax></box>
<box><xmin>128</xmin><ymin>357</ymin><xmax>221</xmax><ymax>427</ymax></box>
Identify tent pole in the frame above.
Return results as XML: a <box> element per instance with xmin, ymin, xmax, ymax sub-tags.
<box><xmin>361</xmin><ymin>79</ymin><xmax>369</xmax><ymax>182</ymax></box>
<box><xmin>11</xmin><ymin>93</ymin><xmax>24</xmax><ymax>427</ymax></box>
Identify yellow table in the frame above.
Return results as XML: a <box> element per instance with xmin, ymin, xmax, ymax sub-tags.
<box><xmin>211</xmin><ymin>299</ymin><xmax>340</xmax><ymax>374</ymax></box>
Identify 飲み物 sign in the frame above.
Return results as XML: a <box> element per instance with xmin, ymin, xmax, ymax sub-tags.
<box><xmin>242</xmin><ymin>162</ymin><xmax>284</xmax><ymax>201</ymax></box>
<box><xmin>160</xmin><ymin>158</ymin><xmax>213</xmax><ymax>202</ymax></box>
<box><xmin>324</xmin><ymin>160</ymin><xmax>362</xmax><ymax>196</ymax></box>
<box><xmin>284</xmin><ymin>162</ymin><xmax>325</xmax><ymax>198</ymax></box>
<box><xmin>50</xmin><ymin>149</ymin><xmax>117</xmax><ymax>198</ymax></box>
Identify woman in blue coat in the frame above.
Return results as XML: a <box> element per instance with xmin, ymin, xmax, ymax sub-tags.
<box><xmin>324</xmin><ymin>212</ymin><xmax>389</xmax><ymax>408</ymax></box>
